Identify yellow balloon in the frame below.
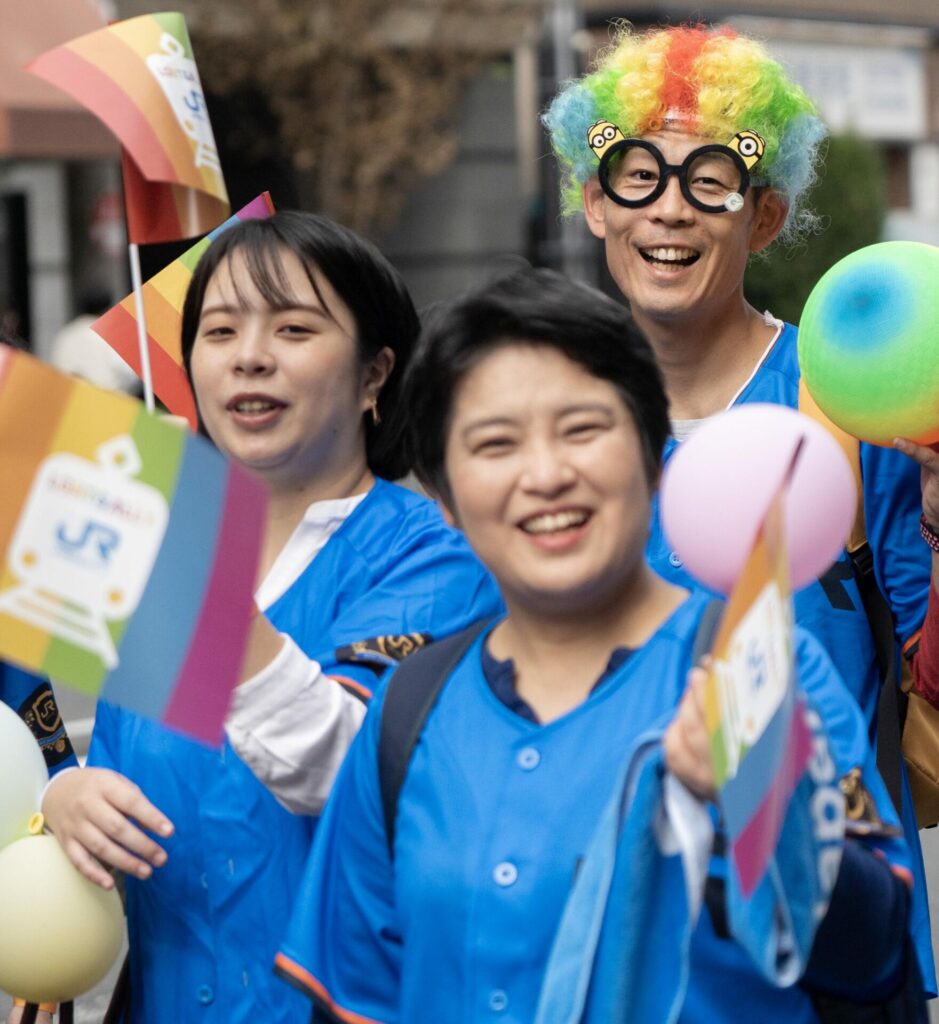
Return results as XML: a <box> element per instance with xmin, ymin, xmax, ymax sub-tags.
<box><xmin>0</xmin><ymin>834</ymin><xmax>125</xmax><ymax>1003</ymax></box>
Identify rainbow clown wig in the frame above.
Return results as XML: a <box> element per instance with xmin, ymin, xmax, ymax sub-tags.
<box><xmin>543</xmin><ymin>25</ymin><xmax>827</xmax><ymax>238</ymax></box>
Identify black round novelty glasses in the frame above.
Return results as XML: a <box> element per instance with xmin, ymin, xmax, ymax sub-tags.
<box><xmin>598</xmin><ymin>140</ymin><xmax>753</xmax><ymax>214</ymax></box>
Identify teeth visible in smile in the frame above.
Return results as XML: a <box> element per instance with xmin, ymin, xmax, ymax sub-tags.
<box><xmin>641</xmin><ymin>247</ymin><xmax>699</xmax><ymax>265</ymax></box>
<box><xmin>521</xmin><ymin>510</ymin><xmax>589</xmax><ymax>534</ymax></box>
<box><xmin>235</xmin><ymin>400</ymin><xmax>277</xmax><ymax>413</ymax></box>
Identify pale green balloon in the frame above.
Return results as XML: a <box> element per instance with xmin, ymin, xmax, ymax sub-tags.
<box><xmin>0</xmin><ymin>701</ymin><xmax>48</xmax><ymax>852</ymax></box>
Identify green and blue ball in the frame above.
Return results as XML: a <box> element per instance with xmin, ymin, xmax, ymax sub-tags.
<box><xmin>799</xmin><ymin>241</ymin><xmax>939</xmax><ymax>446</ymax></box>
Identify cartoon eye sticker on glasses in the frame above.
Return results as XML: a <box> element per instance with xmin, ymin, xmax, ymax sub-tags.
<box><xmin>727</xmin><ymin>129</ymin><xmax>766</xmax><ymax>170</ymax></box>
<box><xmin>587</xmin><ymin>120</ymin><xmax>626</xmax><ymax>160</ymax></box>
<box><xmin>722</xmin><ymin>129</ymin><xmax>766</xmax><ymax>211</ymax></box>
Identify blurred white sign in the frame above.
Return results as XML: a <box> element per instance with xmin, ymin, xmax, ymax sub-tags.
<box><xmin>770</xmin><ymin>41</ymin><xmax>926</xmax><ymax>141</ymax></box>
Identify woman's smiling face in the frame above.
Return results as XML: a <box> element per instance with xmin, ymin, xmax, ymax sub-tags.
<box><xmin>189</xmin><ymin>246</ymin><xmax>375</xmax><ymax>490</ymax></box>
<box><xmin>441</xmin><ymin>342</ymin><xmax>654</xmax><ymax>618</ymax></box>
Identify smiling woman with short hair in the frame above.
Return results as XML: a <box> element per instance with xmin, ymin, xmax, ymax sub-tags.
<box><xmin>277</xmin><ymin>267</ymin><xmax>915</xmax><ymax>1024</ymax></box>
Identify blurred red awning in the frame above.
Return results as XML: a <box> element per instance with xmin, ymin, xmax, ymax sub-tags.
<box><xmin>0</xmin><ymin>0</ymin><xmax>117</xmax><ymax>158</ymax></box>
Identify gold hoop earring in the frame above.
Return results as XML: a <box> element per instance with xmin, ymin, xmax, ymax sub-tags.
<box><xmin>370</xmin><ymin>399</ymin><xmax>381</xmax><ymax>426</ymax></box>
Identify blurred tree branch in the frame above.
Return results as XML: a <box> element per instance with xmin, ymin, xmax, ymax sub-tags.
<box><xmin>117</xmin><ymin>0</ymin><xmax>547</xmax><ymax>233</ymax></box>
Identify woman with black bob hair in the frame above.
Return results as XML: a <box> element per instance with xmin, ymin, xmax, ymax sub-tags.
<box><xmin>180</xmin><ymin>210</ymin><xmax>415</xmax><ymax>481</ymax></box>
<box><xmin>277</xmin><ymin>268</ymin><xmax>915</xmax><ymax>1023</ymax></box>
<box><xmin>41</xmin><ymin>211</ymin><xmax>500</xmax><ymax>1024</ymax></box>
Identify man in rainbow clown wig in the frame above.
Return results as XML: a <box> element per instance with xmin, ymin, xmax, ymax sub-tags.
<box><xmin>545</xmin><ymin>22</ymin><xmax>939</xmax><ymax>1015</ymax></box>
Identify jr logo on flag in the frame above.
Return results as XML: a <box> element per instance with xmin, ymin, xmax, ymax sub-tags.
<box><xmin>145</xmin><ymin>31</ymin><xmax>221</xmax><ymax>175</ymax></box>
<box><xmin>0</xmin><ymin>436</ymin><xmax>168</xmax><ymax>669</ymax></box>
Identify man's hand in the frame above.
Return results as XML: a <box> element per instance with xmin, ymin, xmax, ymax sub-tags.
<box><xmin>42</xmin><ymin>767</ymin><xmax>174</xmax><ymax>889</ymax></box>
<box><xmin>894</xmin><ymin>437</ymin><xmax>939</xmax><ymax>529</ymax></box>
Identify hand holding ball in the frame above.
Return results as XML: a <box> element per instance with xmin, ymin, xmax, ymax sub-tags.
<box><xmin>660</xmin><ymin>404</ymin><xmax>856</xmax><ymax>594</ymax></box>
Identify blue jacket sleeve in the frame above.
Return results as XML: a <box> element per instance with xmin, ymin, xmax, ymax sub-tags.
<box><xmin>860</xmin><ymin>439</ymin><xmax>930</xmax><ymax>647</ymax></box>
<box><xmin>723</xmin><ymin>628</ymin><xmax>912</xmax><ymax>989</ymax></box>
<box><xmin>0</xmin><ymin>663</ymin><xmax>78</xmax><ymax>775</ymax></box>
<box><xmin>794</xmin><ymin>628</ymin><xmax>914</xmax><ymax>996</ymax></box>
<box><xmin>317</xmin><ymin>535</ymin><xmax>502</xmax><ymax>697</ymax></box>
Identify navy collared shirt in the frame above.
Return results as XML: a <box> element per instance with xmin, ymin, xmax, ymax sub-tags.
<box><xmin>481</xmin><ymin>643</ymin><xmax>635</xmax><ymax>723</ymax></box>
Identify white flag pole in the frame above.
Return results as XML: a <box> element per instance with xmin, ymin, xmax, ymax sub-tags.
<box><xmin>128</xmin><ymin>241</ymin><xmax>155</xmax><ymax>413</ymax></box>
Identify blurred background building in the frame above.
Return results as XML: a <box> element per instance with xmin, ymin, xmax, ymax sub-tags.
<box><xmin>3</xmin><ymin>0</ymin><xmax>937</xmax><ymax>351</ymax></box>
<box><xmin>0</xmin><ymin>0</ymin><xmax>121</xmax><ymax>357</ymax></box>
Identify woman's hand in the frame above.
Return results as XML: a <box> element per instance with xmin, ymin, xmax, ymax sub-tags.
<box><xmin>663</xmin><ymin>665</ymin><xmax>716</xmax><ymax>802</ymax></box>
<box><xmin>42</xmin><ymin>768</ymin><xmax>174</xmax><ymax>889</ymax></box>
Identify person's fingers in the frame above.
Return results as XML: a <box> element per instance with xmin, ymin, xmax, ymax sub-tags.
<box><xmin>894</xmin><ymin>437</ymin><xmax>939</xmax><ymax>469</ymax></box>
<box><xmin>104</xmin><ymin>778</ymin><xmax>174</xmax><ymax>839</ymax></box>
<box><xmin>688</xmin><ymin>673</ymin><xmax>712</xmax><ymax>744</ymax></box>
<box><xmin>895</xmin><ymin>438</ymin><xmax>939</xmax><ymax>524</ymax></box>
<box><xmin>89</xmin><ymin>802</ymin><xmax>168</xmax><ymax>867</ymax></box>
<box><xmin>70</xmin><ymin>820</ymin><xmax>158</xmax><ymax>881</ymax></box>
<box><xmin>666</xmin><ymin>678</ymin><xmax>717</xmax><ymax>799</ymax></box>
<box><xmin>63</xmin><ymin>771</ymin><xmax>174</xmax><ymax>840</ymax></box>
<box><xmin>42</xmin><ymin>768</ymin><xmax>173</xmax><ymax>889</ymax></box>
<box><xmin>679</xmin><ymin>672</ymin><xmax>710</xmax><ymax>755</ymax></box>
<box><xmin>63</xmin><ymin>836</ymin><xmax>118</xmax><ymax>890</ymax></box>
<box><xmin>665</xmin><ymin>701</ymin><xmax>703</xmax><ymax>785</ymax></box>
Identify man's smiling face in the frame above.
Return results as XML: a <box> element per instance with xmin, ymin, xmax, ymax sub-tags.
<box><xmin>583</xmin><ymin>129</ymin><xmax>786</xmax><ymax>332</ymax></box>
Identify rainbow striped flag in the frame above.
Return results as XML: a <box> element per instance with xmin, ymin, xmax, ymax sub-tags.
<box><xmin>0</xmin><ymin>345</ymin><xmax>266</xmax><ymax>745</ymax></box>
<box><xmin>704</xmin><ymin>447</ymin><xmax>813</xmax><ymax>897</ymax></box>
<box><xmin>28</xmin><ymin>12</ymin><xmax>229</xmax><ymax>244</ymax></box>
<box><xmin>90</xmin><ymin>193</ymin><xmax>275</xmax><ymax>427</ymax></box>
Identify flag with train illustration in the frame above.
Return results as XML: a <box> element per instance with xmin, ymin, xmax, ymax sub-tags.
<box><xmin>0</xmin><ymin>346</ymin><xmax>266</xmax><ymax>745</ymax></box>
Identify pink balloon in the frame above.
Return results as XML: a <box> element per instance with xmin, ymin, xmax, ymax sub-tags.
<box><xmin>659</xmin><ymin>404</ymin><xmax>857</xmax><ymax>595</ymax></box>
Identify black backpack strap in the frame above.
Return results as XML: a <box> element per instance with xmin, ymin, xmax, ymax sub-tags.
<box><xmin>850</xmin><ymin>541</ymin><xmax>907</xmax><ymax>818</ymax></box>
<box><xmin>378</xmin><ymin>619</ymin><xmax>491</xmax><ymax>858</ymax></box>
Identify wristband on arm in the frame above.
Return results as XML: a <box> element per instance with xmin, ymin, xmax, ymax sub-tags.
<box><xmin>920</xmin><ymin>515</ymin><xmax>939</xmax><ymax>553</ymax></box>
